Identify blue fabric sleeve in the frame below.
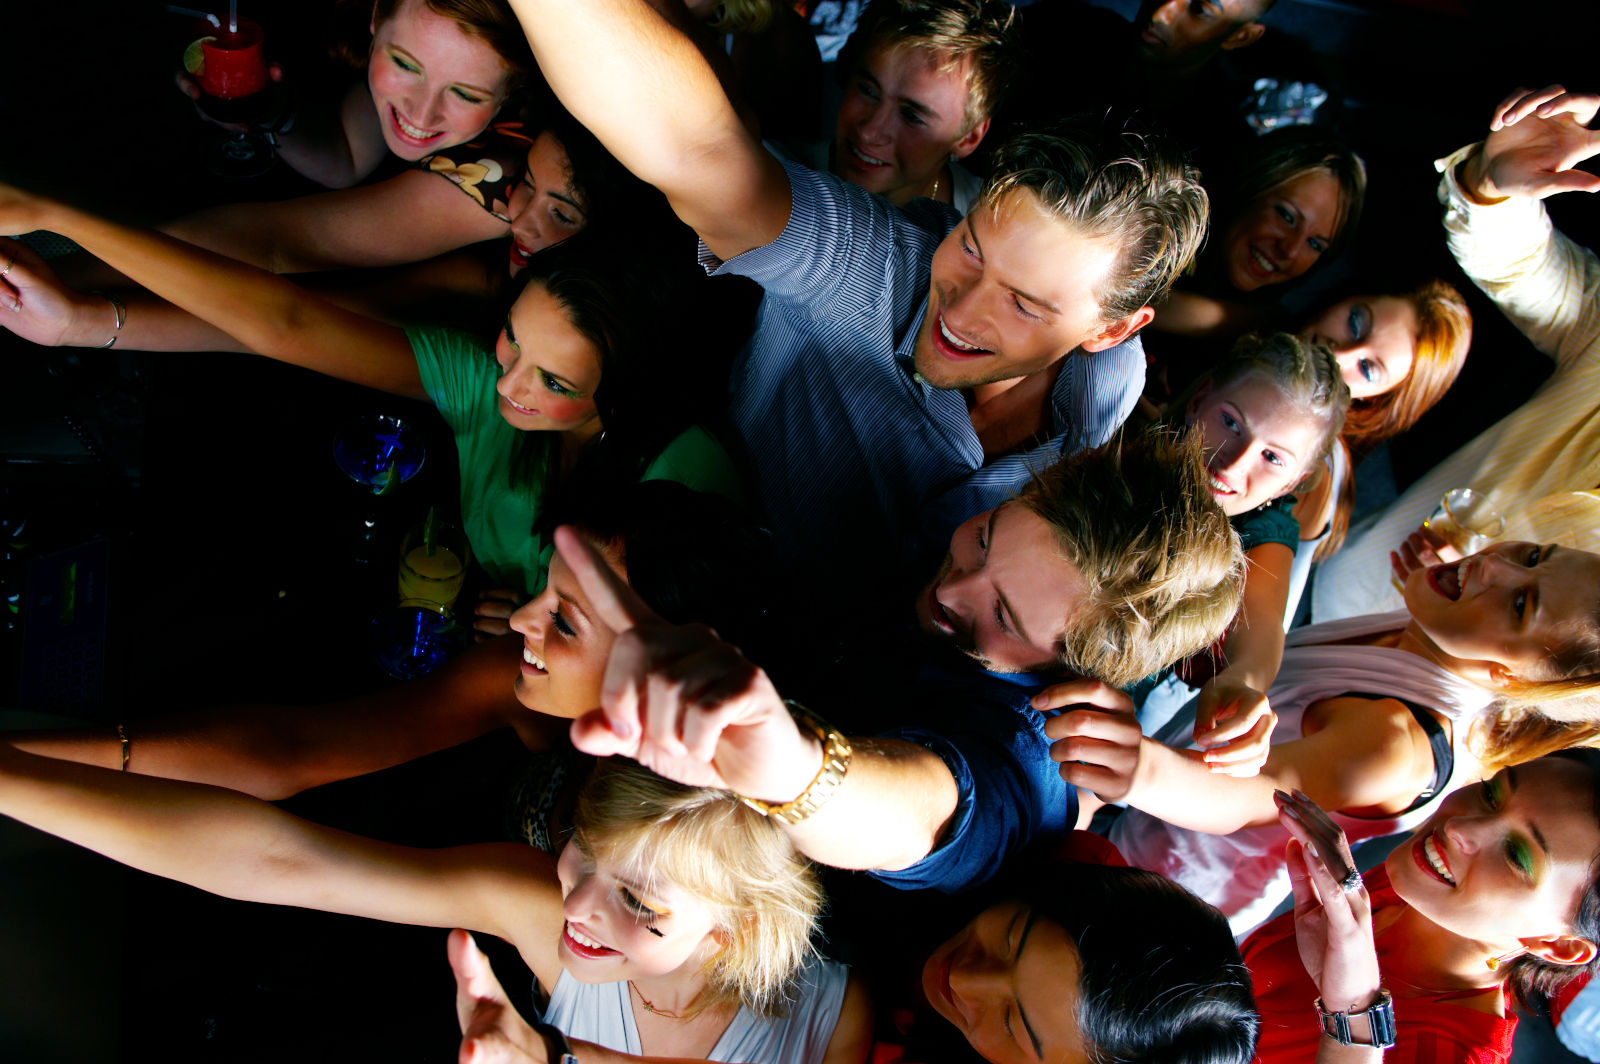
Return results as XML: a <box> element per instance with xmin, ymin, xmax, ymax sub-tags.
<box><xmin>698</xmin><ymin>159</ymin><xmax>946</xmax><ymax>320</ymax></box>
<box><xmin>869</xmin><ymin>717</ymin><xmax>1077</xmax><ymax>893</ymax></box>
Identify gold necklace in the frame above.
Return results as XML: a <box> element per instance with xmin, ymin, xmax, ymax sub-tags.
<box><xmin>629</xmin><ymin>980</ymin><xmax>713</xmax><ymax>1021</ymax></box>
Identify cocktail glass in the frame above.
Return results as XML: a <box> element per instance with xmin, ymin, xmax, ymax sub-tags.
<box><xmin>398</xmin><ymin>509</ymin><xmax>470</xmax><ymax>611</ymax></box>
<box><xmin>333</xmin><ymin>414</ymin><xmax>426</xmax><ymax>564</ymax></box>
<box><xmin>374</xmin><ymin>599</ymin><xmax>463</xmax><ymax>680</ymax></box>
<box><xmin>186</xmin><ymin>15</ymin><xmax>275</xmax><ymax>177</ymax></box>
<box><xmin>1424</xmin><ymin>488</ymin><xmax>1506</xmax><ymax>556</ymax></box>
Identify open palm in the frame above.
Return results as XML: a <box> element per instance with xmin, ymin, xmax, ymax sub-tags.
<box><xmin>1476</xmin><ymin>86</ymin><xmax>1600</xmax><ymax>200</ymax></box>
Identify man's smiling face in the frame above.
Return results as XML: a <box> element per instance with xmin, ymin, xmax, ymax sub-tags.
<box><xmin>914</xmin><ymin>188</ymin><xmax>1138</xmax><ymax>391</ymax></box>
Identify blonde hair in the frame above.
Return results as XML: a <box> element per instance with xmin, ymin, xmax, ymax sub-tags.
<box><xmin>572</xmin><ymin>761</ymin><xmax>821</xmax><ymax>1017</ymax></box>
<box><xmin>1223</xmin><ymin>126</ymin><xmax>1366</xmax><ymax>268</ymax></box>
<box><xmin>1017</xmin><ymin>428</ymin><xmax>1245</xmax><ymax>688</ymax></box>
<box><xmin>1470</xmin><ymin>577</ymin><xmax>1600</xmax><ymax>772</ymax></box>
<box><xmin>982</xmin><ymin>117</ymin><xmax>1209</xmax><ymax>322</ymax></box>
<box><xmin>844</xmin><ymin>0</ymin><xmax>1021</xmax><ymax>131</ymax></box>
<box><xmin>1170</xmin><ymin>331</ymin><xmax>1351</xmax><ymax>485</ymax></box>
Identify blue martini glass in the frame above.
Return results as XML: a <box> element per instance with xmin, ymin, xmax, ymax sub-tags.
<box><xmin>333</xmin><ymin>414</ymin><xmax>426</xmax><ymax>563</ymax></box>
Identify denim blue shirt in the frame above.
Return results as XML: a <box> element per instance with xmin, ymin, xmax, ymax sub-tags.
<box><xmin>701</xmin><ymin>160</ymin><xmax>1144</xmax><ymax>569</ymax></box>
<box><xmin>870</xmin><ymin>662</ymin><xmax>1079</xmax><ymax>894</ymax></box>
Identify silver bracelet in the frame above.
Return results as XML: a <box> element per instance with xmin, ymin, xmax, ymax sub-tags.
<box><xmin>91</xmin><ymin>292</ymin><xmax>126</xmax><ymax>349</ymax></box>
<box><xmin>1315</xmin><ymin>989</ymin><xmax>1397</xmax><ymax>1049</ymax></box>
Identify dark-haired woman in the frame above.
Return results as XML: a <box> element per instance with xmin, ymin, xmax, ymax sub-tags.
<box><xmin>451</xmin><ymin>854</ymin><xmax>1261</xmax><ymax>1064</ymax></box>
<box><xmin>1252</xmin><ymin>767</ymin><xmax>1600</xmax><ymax>1063</ymax></box>
<box><xmin>0</xmin><ymin>182</ymin><xmax>740</xmax><ymax>603</ymax></box>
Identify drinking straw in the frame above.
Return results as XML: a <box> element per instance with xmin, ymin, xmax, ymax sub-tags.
<box><xmin>229</xmin><ymin>0</ymin><xmax>237</xmax><ymax>33</ymax></box>
<box><xmin>167</xmin><ymin>5</ymin><xmax>221</xmax><ymax>26</ymax></box>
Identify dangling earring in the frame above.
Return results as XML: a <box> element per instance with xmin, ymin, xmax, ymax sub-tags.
<box><xmin>1486</xmin><ymin>948</ymin><xmax>1524</xmax><ymax>971</ymax></box>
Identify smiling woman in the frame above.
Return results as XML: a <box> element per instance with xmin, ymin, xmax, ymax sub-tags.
<box><xmin>1084</xmin><ymin>537</ymin><xmax>1600</xmax><ymax>939</ymax></box>
<box><xmin>1151</xmin><ymin>127</ymin><xmax>1366</xmax><ymax>341</ymax></box>
<box><xmin>0</xmin><ymin>182</ymin><xmax>744</xmax><ymax>599</ymax></box>
<box><xmin>1244</xmin><ymin>754</ymin><xmax>1600</xmax><ymax>1063</ymax></box>
<box><xmin>0</xmin><ymin>742</ymin><xmax>870</xmax><ymax>1064</ymax></box>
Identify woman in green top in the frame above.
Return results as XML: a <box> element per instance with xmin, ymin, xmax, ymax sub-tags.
<box><xmin>0</xmin><ymin>184</ymin><xmax>742</xmax><ymax>621</ymax></box>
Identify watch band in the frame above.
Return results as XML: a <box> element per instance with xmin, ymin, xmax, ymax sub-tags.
<box><xmin>738</xmin><ymin>702</ymin><xmax>852</xmax><ymax>826</ymax></box>
<box><xmin>1315</xmin><ymin>989</ymin><xmax>1397</xmax><ymax>1049</ymax></box>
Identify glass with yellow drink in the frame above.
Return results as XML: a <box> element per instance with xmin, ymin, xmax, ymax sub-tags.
<box><xmin>398</xmin><ymin>512</ymin><xmax>470</xmax><ymax>611</ymax></box>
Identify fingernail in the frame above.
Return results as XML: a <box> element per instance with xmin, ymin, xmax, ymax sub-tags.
<box><xmin>1293</xmin><ymin>788</ymin><xmax>1310</xmax><ymax>801</ymax></box>
<box><xmin>1273</xmin><ymin>789</ymin><xmax>1289</xmax><ymax>801</ymax></box>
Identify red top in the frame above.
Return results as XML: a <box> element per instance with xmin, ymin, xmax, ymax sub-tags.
<box><xmin>1242</xmin><ymin>867</ymin><xmax>1518</xmax><ymax>1064</ymax></box>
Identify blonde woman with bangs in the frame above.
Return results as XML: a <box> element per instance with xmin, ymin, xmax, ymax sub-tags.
<box><xmin>0</xmin><ymin>749</ymin><xmax>871</xmax><ymax>1064</ymax></box>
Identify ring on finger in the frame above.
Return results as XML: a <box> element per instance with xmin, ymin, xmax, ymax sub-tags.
<box><xmin>1340</xmin><ymin>868</ymin><xmax>1364</xmax><ymax>895</ymax></box>
<box><xmin>0</xmin><ymin>250</ymin><xmax>14</xmax><ymax>276</ymax></box>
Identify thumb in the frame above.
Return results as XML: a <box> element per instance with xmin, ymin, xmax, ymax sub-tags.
<box><xmin>448</xmin><ymin>929</ymin><xmax>496</xmax><ymax>997</ymax></box>
<box><xmin>1542</xmin><ymin>168</ymin><xmax>1600</xmax><ymax>196</ymax></box>
<box><xmin>569</xmin><ymin>707</ymin><xmax>640</xmax><ymax>757</ymax></box>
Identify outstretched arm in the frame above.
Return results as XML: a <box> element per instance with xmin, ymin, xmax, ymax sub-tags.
<box><xmin>0</xmin><ymin>186</ymin><xmax>426</xmax><ymax>397</ymax></box>
<box><xmin>1038</xmin><ymin>683</ymin><xmax>1434</xmax><ymax>835</ymax></box>
<box><xmin>1442</xmin><ymin>85</ymin><xmax>1600</xmax><ymax>369</ymax></box>
<box><xmin>7</xmin><ymin>634</ymin><xmax>541</xmax><ymax>801</ymax></box>
<box><xmin>160</xmin><ymin>169</ymin><xmax>511</xmax><ymax>275</ymax></box>
<box><xmin>0</xmin><ymin>239</ymin><xmax>248</xmax><ymax>352</ymax></box>
<box><xmin>555</xmin><ymin>527</ymin><xmax>958</xmax><ymax>874</ymax></box>
<box><xmin>0</xmin><ymin>741</ymin><xmax>566</xmax><ymax>983</ymax></box>
<box><xmin>505</xmin><ymin>0</ymin><xmax>790</xmax><ymax>260</ymax></box>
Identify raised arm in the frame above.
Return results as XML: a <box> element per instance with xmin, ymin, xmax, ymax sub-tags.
<box><xmin>0</xmin><ymin>741</ymin><xmax>566</xmax><ymax>984</ymax></box>
<box><xmin>1190</xmin><ymin>541</ymin><xmax>1295</xmax><ymax>776</ymax></box>
<box><xmin>505</xmin><ymin>0</ymin><xmax>790</xmax><ymax>260</ymax></box>
<box><xmin>0</xmin><ymin>186</ymin><xmax>426</xmax><ymax>398</ymax></box>
<box><xmin>555</xmin><ymin>527</ymin><xmax>957</xmax><ymax>873</ymax></box>
<box><xmin>6</xmin><ymin>634</ymin><xmax>540</xmax><ymax>801</ymax></box>
<box><xmin>1442</xmin><ymin>85</ymin><xmax>1600</xmax><ymax>369</ymax></box>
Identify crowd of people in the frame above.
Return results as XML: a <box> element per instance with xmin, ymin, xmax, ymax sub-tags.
<box><xmin>3</xmin><ymin>1</ymin><xmax>1600</xmax><ymax>1062</ymax></box>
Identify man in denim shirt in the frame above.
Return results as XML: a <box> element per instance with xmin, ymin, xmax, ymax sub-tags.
<box><xmin>508</xmin><ymin>0</ymin><xmax>1210</xmax><ymax>579</ymax></box>
<box><xmin>560</xmin><ymin>431</ymin><xmax>1243</xmax><ymax>893</ymax></box>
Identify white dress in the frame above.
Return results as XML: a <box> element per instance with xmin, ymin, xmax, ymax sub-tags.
<box><xmin>541</xmin><ymin>954</ymin><xmax>849</xmax><ymax>1064</ymax></box>
<box><xmin>1110</xmin><ymin>610</ymin><xmax>1495</xmax><ymax>938</ymax></box>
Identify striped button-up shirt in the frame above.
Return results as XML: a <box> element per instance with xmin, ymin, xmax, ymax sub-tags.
<box><xmin>705</xmin><ymin>160</ymin><xmax>1144</xmax><ymax>571</ymax></box>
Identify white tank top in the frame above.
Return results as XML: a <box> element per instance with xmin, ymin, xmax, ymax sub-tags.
<box><xmin>541</xmin><ymin>954</ymin><xmax>849</xmax><ymax>1064</ymax></box>
<box><xmin>1110</xmin><ymin>610</ymin><xmax>1495</xmax><ymax>938</ymax></box>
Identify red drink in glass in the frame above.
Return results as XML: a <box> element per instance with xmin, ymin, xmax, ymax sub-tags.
<box><xmin>197</xmin><ymin>17</ymin><xmax>267</xmax><ymax>99</ymax></box>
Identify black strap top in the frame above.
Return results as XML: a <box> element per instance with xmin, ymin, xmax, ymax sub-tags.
<box><xmin>1352</xmin><ymin>691</ymin><xmax>1454</xmax><ymax>815</ymax></box>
